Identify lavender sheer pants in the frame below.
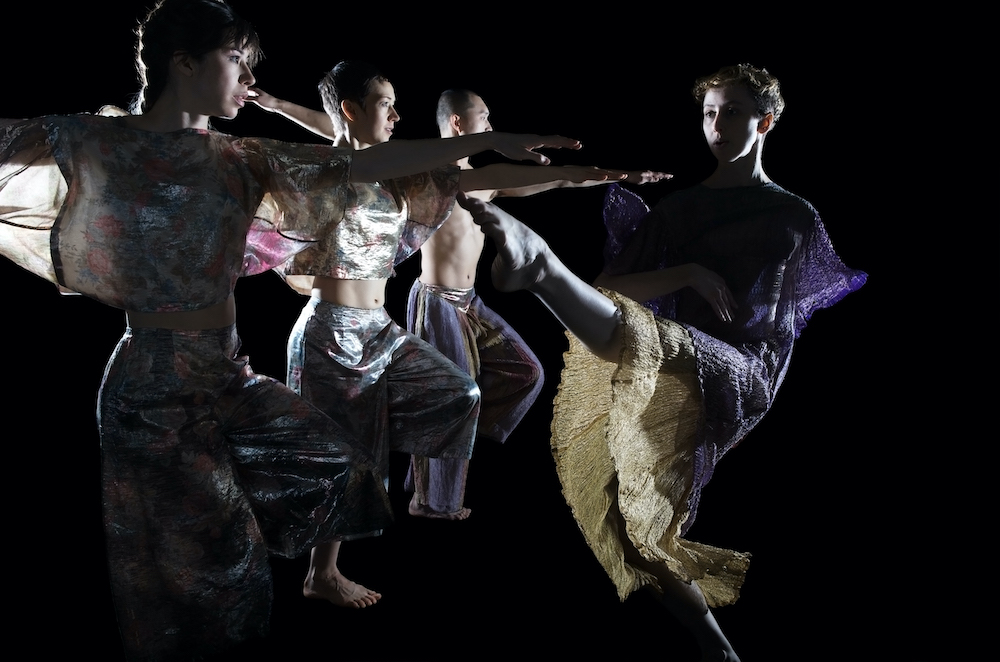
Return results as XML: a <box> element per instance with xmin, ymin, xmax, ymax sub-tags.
<box><xmin>404</xmin><ymin>281</ymin><xmax>543</xmax><ymax>513</ymax></box>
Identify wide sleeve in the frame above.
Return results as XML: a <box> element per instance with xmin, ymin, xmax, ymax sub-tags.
<box><xmin>791</xmin><ymin>208</ymin><xmax>868</xmax><ymax>337</ymax></box>
<box><xmin>602</xmin><ymin>183</ymin><xmax>652</xmax><ymax>268</ymax></box>
<box><xmin>238</xmin><ymin>137</ymin><xmax>353</xmax><ymax>275</ymax></box>
<box><xmin>392</xmin><ymin>165</ymin><xmax>460</xmax><ymax>267</ymax></box>
<box><xmin>0</xmin><ymin>118</ymin><xmax>64</xmax><ymax>286</ymax></box>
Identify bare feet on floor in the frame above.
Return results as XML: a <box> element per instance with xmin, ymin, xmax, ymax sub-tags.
<box><xmin>302</xmin><ymin>571</ymin><xmax>381</xmax><ymax>609</ymax></box>
<box><xmin>457</xmin><ymin>192</ymin><xmax>551</xmax><ymax>293</ymax></box>
<box><xmin>408</xmin><ymin>493</ymin><xmax>471</xmax><ymax>520</ymax></box>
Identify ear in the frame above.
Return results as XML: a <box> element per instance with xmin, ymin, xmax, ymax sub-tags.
<box><xmin>449</xmin><ymin>113</ymin><xmax>462</xmax><ymax>135</ymax></box>
<box><xmin>757</xmin><ymin>112</ymin><xmax>774</xmax><ymax>135</ymax></box>
<box><xmin>172</xmin><ymin>52</ymin><xmax>197</xmax><ymax>78</ymax></box>
<box><xmin>340</xmin><ymin>99</ymin><xmax>361</xmax><ymax>123</ymax></box>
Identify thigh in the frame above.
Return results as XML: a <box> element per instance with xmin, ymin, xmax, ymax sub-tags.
<box><xmin>384</xmin><ymin>328</ymin><xmax>479</xmax><ymax>459</ymax></box>
<box><xmin>468</xmin><ymin>296</ymin><xmax>545</xmax><ymax>442</ymax></box>
<box><xmin>222</xmin><ymin>370</ymin><xmax>393</xmax><ymax>552</ymax></box>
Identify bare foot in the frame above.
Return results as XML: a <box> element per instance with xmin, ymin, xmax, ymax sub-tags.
<box><xmin>702</xmin><ymin>648</ymin><xmax>740</xmax><ymax>662</ymax></box>
<box><xmin>303</xmin><ymin>571</ymin><xmax>381</xmax><ymax>609</ymax></box>
<box><xmin>408</xmin><ymin>493</ymin><xmax>471</xmax><ymax>520</ymax></box>
<box><xmin>457</xmin><ymin>192</ymin><xmax>551</xmax><ymax>293</ymax></box>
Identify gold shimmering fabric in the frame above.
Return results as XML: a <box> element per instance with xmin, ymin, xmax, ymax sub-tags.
<box><xmin>0</xmin><ymin>115</ymin><xmax>352</xmax><ymax>311</ymax></box>
<box><xmin>279</xmin><ymin>167</ymin><xmax>459</xmax><ymax>293</ymax></box>
<box><xmin>551</xmin><ymin>291</ymin><xmax>750</xmax><ymax>607</ymax></box>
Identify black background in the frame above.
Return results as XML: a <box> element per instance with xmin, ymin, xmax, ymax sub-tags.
<box><xmin>2</xmin><ymin>3</ymin><xmax>984</xmax><ymax>660</ymax></box>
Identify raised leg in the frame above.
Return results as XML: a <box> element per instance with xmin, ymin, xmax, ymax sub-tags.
<box><xmin>615</xmin><ymin>513</ymin><xmax>740</xmax><ymax>661</ymax></box>
<box><xmin>457</xmin><ymin>193</ymin><xmax>623</xmax><ymax>362</ymax></box>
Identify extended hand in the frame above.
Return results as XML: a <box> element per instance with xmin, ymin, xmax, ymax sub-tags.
<box><xmin>493</xmin><ymin>134</ymin><xmax>582</xmax><ymax>165</ymax></box>
<box><xmin>621</xmin><ymin>170</ymin><xmax>672</xmax><ymax>184</ymax></box>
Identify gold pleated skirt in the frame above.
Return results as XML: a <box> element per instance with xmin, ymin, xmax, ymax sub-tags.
<box><xmin>550</xmin><ymin>291</ymin><xmax>750</xmax><ymax>607</ymax></box>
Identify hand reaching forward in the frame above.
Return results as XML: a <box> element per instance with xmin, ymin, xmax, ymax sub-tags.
<box><xmin>247</xmin><ymin>87</ymin><xmax>279</xmax><ymax>111</ymax></box>
<box><xmin>620</xmin><ymin>170</ymin><xmax>672</xmax><ymax>184</ymax></box>
<box><xmin>492</xmin><ymin>134</ymin><xmax>582</xmax><ymax>165</ymax></box>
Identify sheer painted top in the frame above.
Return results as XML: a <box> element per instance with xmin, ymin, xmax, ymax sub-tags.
<box><xmin>0</xmin><ymin>114</ymin><xmax>352</xmax><ymax>311</ymax></box>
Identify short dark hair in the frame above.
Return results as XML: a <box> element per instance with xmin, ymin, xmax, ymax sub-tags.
<box><xmin>436</xmin><ymin>89</ymin><xmax>477</xmax><ymax>131</ymax></box>
<box><xmin>692</xmin><ymin>64</ymin><xmax>785</xmax><ymax>122</ymax></box>
<box><xmin>133</xmin><ymin>0</ymin><xmax>261</xmax><ymax>113</ymax></box>
<box><xmin>318</xmin><ymin>61</ymin><xmax>390</xmax><ymax>126</ymax></box>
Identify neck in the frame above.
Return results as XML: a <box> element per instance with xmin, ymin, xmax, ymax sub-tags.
<box><xmin>336</xmin><ymin>127</ymin><xmax>373</xmax><ymax>150</ymax></box>
<box><xmin>703</xmin><ymin>141</ymin><xmax>770</xmax><ymax>188</ymax></box>
<box><xmin>441</xmin><ymin>130</ymin><xmax>469</xmax><ymax>168</ymax></box>
<box><xmin>128</xmin><ymin>93</ymin><xmax>211</xmax><ymax>132</ymax></box>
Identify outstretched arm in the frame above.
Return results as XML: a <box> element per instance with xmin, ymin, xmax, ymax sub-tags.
<box><xmin>460</xmin><ymin>164</ymin><xmax>625</xmax><ymax>194</ymax></box>
<box><xmin>351</xmin><ymin>133</ymin><xmax>581</xmax><ymax>184</ymax></box>
<box><xmin>248</xmin><ymin>87</ymin><xmax>337</xmax><ymax>141</ymax></box>
<box><xmin>493</xmin><ymin>167</ymin><xmax>671</xmax><ymax>198</ymax></box>
<box><xmin>593</xmin><ymin>265</ymin><xmax>738</xmax><ymax>323</ymax></box>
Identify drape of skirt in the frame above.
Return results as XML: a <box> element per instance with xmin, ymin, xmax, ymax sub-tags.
<box><xmin>550</xmin><ymin>291</ymin><xmax>750</xmax><ymax>607</ymax></box>
<box><xmin>99</xmin><ymin>324</ymin><xmax>391</xmax><ymax>661</ymax></box>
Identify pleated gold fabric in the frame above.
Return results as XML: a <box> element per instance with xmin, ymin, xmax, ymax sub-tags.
<box><xmin>551</xmin><ymin>290</ymin><xmax>750</xmax><ymax>607</ymax></box>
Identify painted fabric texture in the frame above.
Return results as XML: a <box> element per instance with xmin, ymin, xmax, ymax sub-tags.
<box><xmin>0</xmin><ymin>115</ymin><xmax>352</xmax><ymax>309</ymax></box>
<box><xmin>551</xmin><ymin>184</ymin><xmax>866</xmax><ymax>605</ymax></box>
<box><xmin>101</xmin><ymin>325</ymin><xmax>390</xmax><ymax>660</ymax></box>
<box><xmin>0</xmin><ymin>115</ymin><xmax>392</xmax><ymax>660</ymax></box>
<box><xmin>405</xmin><ymin>281</ymin><xmax>544</xmax><ymax>512</ymax></box>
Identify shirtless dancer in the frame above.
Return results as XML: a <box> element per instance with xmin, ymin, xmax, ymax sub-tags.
<box><xmin>405</xmin><ymin>89</ymin><xmax>669</xmax><ymax>519</ymax></box>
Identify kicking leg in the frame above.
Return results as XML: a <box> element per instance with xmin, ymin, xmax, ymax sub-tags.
<box><xmin>457</xmin><ymin>193</ymin><xmax>623</xmax><ymax>363</ymax></box>
<box><xmin>302</xmin><ymin>541</ymin><xmax>381</xmax><ymax>608</ymax></box>
<box><xmin>615</xmin><ymin>514</ymin><xmax>740</xmax><ymax>662</ymax></box>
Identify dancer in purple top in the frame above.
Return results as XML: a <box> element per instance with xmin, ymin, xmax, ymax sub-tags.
<box><xmin>454</xmin><ymin>64</ymin><xmax>866</xmax><ymax>661</ymax></box>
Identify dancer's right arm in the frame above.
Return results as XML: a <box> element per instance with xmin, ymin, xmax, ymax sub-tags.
<box><xmin>351</xmin><ymin>133</ymin><xmax>581</xmax><ymax>184</ymax></box>
<box><xmin>594</xmin><ymin>264</ymin><xmax>738</xmax><ymax>323</ymax></box>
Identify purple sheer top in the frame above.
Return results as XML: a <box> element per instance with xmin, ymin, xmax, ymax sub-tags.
<box><xmin>603</xmin><ymin>183</ymin><xmax>867</xmax><ymax>528</ymax></box>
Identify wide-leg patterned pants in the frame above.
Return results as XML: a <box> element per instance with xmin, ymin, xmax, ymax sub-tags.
<box><xmin>99</xmin><ymin>324</ymin><xmax>391</xmax><ymax>661</ymax></box>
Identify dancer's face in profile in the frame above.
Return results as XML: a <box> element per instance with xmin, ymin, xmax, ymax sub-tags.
<box><xmin>187</xmin><ymin>46</ymin><xmax>256</xmax><ymax>120</ymax></box>
<box><xmin>702</xmin><ymin>85</ymin><xmax>772</xmax><ymax>163</ymax></box>
<box><xmin>350</xmin><ymin>80</ymin><xmax>400</xmax><ymax>146</ymax></box>
<box><xmin>459</xmin><ymin>95</ymin><xmax>492</xmax><ymax>135</ymax></box>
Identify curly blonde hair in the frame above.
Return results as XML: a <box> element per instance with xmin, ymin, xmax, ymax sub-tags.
<box><xmin>692</xmin><ymin>64</ymin><xmax>785</xmax><ymax>122</ymax></box>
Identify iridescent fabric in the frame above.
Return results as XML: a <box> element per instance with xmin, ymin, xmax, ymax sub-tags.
<box><xmin>550</xmin><ymin>183</ymin><xmax>866</xmax><ymax>606</ymax></box>
<box><xmin>404</xmin><ymin>281</ymin><xmax>544</xmax><ymax>513</ymax></box>
<box><xmin>279</xmin><ymin>169</ymin><xmax>459</xmax><ymax>293</ymax></box>
<box><xmin>101</xmin><ymin>325</ymin><xmax>391</xmax><ymax>660</ymax></box>
<box><xmin>0</xmin><ymin>115</ymin><xmax>352</xmax><ymax>310</ymax></box>
<box><xmin>278</xmin><ymin>171</ymin><xmax>480</xmax><ymax>514</ymax></box>
<box><xmin>287</xmin><ymin>298</ymin><xmax>480</xmax><ymax>519</ymax></box>
<box><xmin>0</xmin><ymin>115</ymin><xmax>393</xmax><ymax>661</ymax></box>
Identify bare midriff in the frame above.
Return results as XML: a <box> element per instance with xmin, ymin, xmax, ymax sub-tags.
<box><xmin>311</xmin><ymin>275</ymin><xmax>388</xmax><ymax>309</ymax></box>
<box><xmin>126</xmin><ymin>295</ymin><xmax>236</xmax><ymax>330</ymax></box>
